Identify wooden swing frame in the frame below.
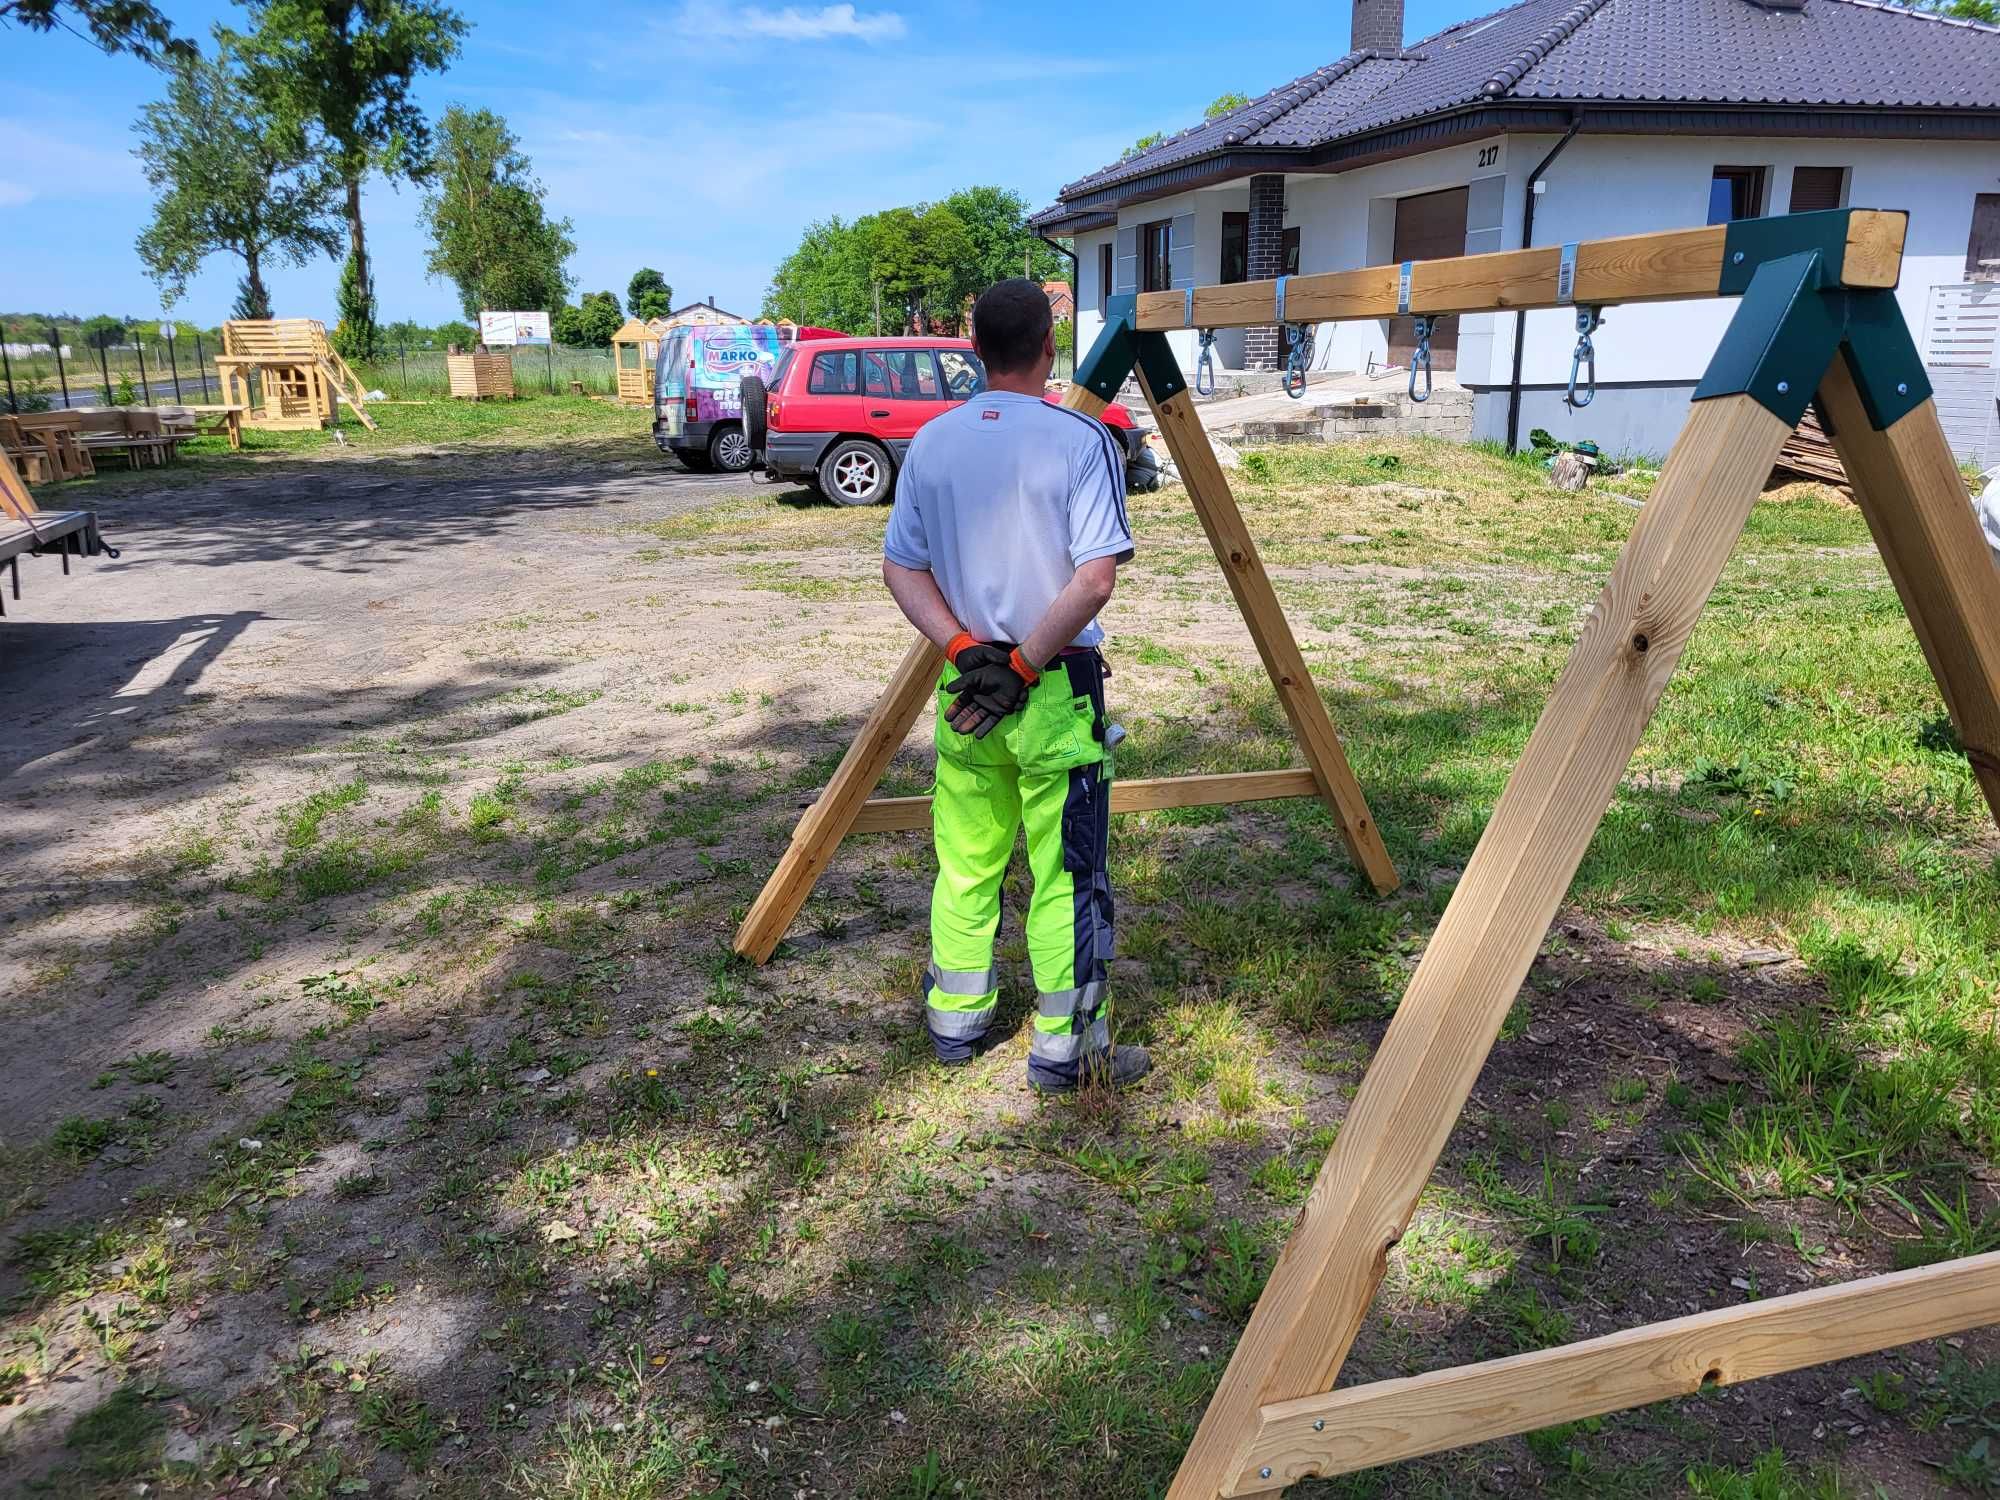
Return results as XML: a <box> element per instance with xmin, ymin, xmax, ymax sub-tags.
<box><xmin>734</xmin><ymin>206</ymin><xmax>2000</xmax><ymax>1495</ymax></box>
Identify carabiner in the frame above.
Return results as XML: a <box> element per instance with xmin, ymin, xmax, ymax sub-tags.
<box><xmin>1195</xmin><ymin>329</ymin><xmax>1218</xmax><ymax>397</ymax></box>
<box><xmin>1408</xmin><ymin>316</ymin><xmax>1434</xmax><ymax>405</ymax></box>
<box><xmin>1282</xmin><ymin>324</ymin><xmax>1308</xmax><ymax>400</ymax></box>
<box><xmin>1566</xmin><ymin>307</ymin><xmax>1603</xmax><ymax>410</ymax></box>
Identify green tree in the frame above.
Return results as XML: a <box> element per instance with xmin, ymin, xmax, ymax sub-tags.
<box><xmin>1921</xmin><ymin>0</ymin><xmax>1997</xmax><ymax>17</ymax></box>
<box><xmin>865</xmin><ymin>204</ymin><xmax>977</xmax><ymax>333</ymax></box>
<box><xmin>627</xmin><ymin>268</ymin><xmax>672</xmax><ymax>321</ymax></box>
<box><xmin>79</xmin><ymin>315</ymin><xmax>127</xmax><ymax>351</ymax></box>
<box><xmin>1205</xmin><ymin>91</ymin><xmax>1249</xmax><ymax>118</ymax></box>
<box><xmin>939</xmin><ymin>185</ymin><xmax>1065</xmax><ymax>301</ymax></box>
<box><xmin>420</xmin><ymin>104</ymin><xmax>574</xmax><ymax>318</ymax></box>
<box><xmin>133</xmin><ymin>45</ymin><xmax>343</xmax><ymax>322</ymax></box>
<box><xmin>1120</xmin><ymin>129</ymin><xmax>1166</xmax><ymax>162</ymax></box>
<box><xmin>228</xmin><ymin>0</ymin><xmax>470</xmax><ymax>360</ymax></box>
<box><xmin>0</xmin><ymin>0</ymin><xmax>191</xmax><ymax>59</ymax></box>
<box><xmin>762</xmin><ymin>215</ymin><xmax>874</xmax><ymax>331</ymax></box>
<box><xmin>551</xmin><ymin>290</ymin><xmax>621</xmax><ymax>347</ymax></box>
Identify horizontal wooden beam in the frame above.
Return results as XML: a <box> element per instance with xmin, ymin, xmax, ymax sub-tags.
<box><xmin>1231</xmin><ymin>1251</ymin><xmax>2000</xmax><ymax>1493</ymax></box>
<box><xmin>1135</xmin><ymin>211</ymin><xmax>1906</xmax><ymax>333</ymax></box>
<box><xmin>844</xmin><ymin>768</ymin><xmax>1319</xmax><ymax>836</ymax></box>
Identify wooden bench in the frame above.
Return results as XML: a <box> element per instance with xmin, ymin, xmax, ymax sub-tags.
<box><xmin>6</xmin><ymin>411</ymin><xmax>95</xmax><ymax>481</ymax></box>
<box><xmin>160</xmin><ymin>403</ymin><xmax>245</xmax><ymax>450</ymax></box>
<box><xmin>0</xmin><ymin>448</ymin><xmax>109</xmax><ymax>614</ymax></box>
<box><xmin>72</xmin><ymin>408</ymin><xmax>184</xmax><ymax>469</ymax></box>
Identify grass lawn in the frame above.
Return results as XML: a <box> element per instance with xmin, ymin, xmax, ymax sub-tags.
<box><xmin>4</xmin><ymin>437</ymin><xmax>1997</xmax><ymax>1498</ymax></box>
<box><xmin>67</xmin><ymin>393</ymin><xmax>653</xmax><ymax>488</ymax></box>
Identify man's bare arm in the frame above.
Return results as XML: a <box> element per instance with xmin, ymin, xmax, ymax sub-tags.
<box><xmin>1019</xmin><ymin>557</ymin><xmax>1117</xmax><ymax>671</ymax></box>
<box><xmin>882</xmin><ymin>558</ymin><xmax>965</xmax><ymax>651</ymax></box>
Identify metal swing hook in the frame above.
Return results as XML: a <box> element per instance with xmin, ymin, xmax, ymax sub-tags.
<box><xmin>1282</xmin><ymin>324</ymin><xmax>1309</xmax><ymax>400</ymax></box>
<box><xmin>1566</xmin><ymin>307</ymin><xmax>1604</xmax><ymax>410</ymax></box>
<box><xmin>1408</xmin><ymin>316</ymin><xmax>1434</xmax><ymax>405</ymax></box>
<box><xmin>1195</xmin><ymin>329</ymin><xmax>1219</xmax><ymax>397</ymax></box>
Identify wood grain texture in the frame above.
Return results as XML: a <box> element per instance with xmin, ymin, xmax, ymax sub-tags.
<box><xmin>732</xmin><ymin>637</ymin><xmax>942</xmax><ymax>963</ymax></box>
<box><xmin>1134</xmin><ymin>212</ymin><xmax>1906</xmax><ymax>332</ymax></box>
<box><xmin>846</xmin><ymin>769</ymin><xmax>1320</xmax><ymax>835</ymax></box>
<box><xmin>1236</xmin><ymin>1252</ymin><xmax>2000</xmax><ymax>1489</ymax></box>
<box><xmin>1137</xmin><ymin>372</ymin><xmax>1398</xmax><ymax>895</ymax></box>
<box><xmin>1819</xmin><ymin>364</ymin><xmax>2000</xmax><ymax>825</ymax></box>
<box><xmin>1061</xmin><ymin>384</ymin><xmax>1111</xmax><ymax>418</ymax></box>
<box><xmin>1843</xmin><ymin>209</ymin><xmax>1911</xmax><ymax>288</ymax></box>
<box><xmin>1164</xmin><ymin>394</ymin><xmax>1804</xmax><ymax>1500</ymax></box>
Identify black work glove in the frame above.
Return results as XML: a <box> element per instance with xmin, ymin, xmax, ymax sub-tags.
<box><xmin>945</xmin><ymin>645</ymin><xmax>1029</xmax><ymax>739</ymax></box>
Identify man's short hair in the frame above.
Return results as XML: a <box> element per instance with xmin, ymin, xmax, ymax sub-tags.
<box><xmin>972</xmin><ymin>278</ymin><xmax>1053</xmax><ymax>374</ymax></box>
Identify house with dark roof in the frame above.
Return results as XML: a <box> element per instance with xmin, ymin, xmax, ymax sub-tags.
<box><xmin>1033</xmin><ymin>0</ymin><xmax>2000</xmax><ymax>458</ymax></box>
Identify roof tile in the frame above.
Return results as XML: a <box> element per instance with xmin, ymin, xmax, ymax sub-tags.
<box><xmin>1044</xmin><ymin>0</ymin><xmax>2000</xmax><ymax>217</ymax></box>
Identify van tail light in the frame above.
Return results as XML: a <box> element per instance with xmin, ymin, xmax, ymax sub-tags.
<box><xmin>685</xmin><ymin>396</ymin><xmax>699</xmax><ymax>419</ymax></box>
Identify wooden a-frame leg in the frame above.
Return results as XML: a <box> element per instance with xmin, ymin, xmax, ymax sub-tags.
<box><xmin>1167</xmin><ymin>392</ymin><xmax>1808</xmax><ymax>1499</ymax></box>
<box><xmin>732</xmin><ymin>636</ymin><xmax>943</xmax><ymax>963</ymax></box>
<box><xmin>1817</xmin><ymin>363</ymin><xmax>2000</xmax><ymax>827</ymax></box>
<box><xmin>1133</xmin><ymin>363</ymin><xmax>1399</xmax><ymax>895</ymax></box>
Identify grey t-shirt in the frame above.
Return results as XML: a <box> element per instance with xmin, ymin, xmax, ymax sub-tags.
<box><xmin>882</xmin><ymin>391</ymin><xmax>1133</xmax><ymax>648</ymax></box>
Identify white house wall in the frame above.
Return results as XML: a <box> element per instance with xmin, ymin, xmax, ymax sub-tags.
<box><xmin>1081</xmin><ymin>130</ymin><xmax>1994</xmax><ymax>457</ymax></box>
<box><xmin>1482</xmin><ymin>133</ymin><xmax>1997</xmax><ymax>454</ymax></box>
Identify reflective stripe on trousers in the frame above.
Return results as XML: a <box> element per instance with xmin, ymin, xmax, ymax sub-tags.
<box><xmin>924</xmin><ymin>961</ymin><xmax>998</xmax><ymax>1042</ymax></box>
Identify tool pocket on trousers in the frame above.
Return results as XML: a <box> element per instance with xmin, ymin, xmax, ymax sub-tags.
<box><xmin>1060</xmin><ymin>766</ymin><xmax>1104</xmax><ymax>874</ymax></box>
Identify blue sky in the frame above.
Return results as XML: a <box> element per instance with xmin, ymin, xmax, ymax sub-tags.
<box><xmin>1</xmin><ymin>0</ymin><xmax>1488</xmax><ymax>327</ymax></box>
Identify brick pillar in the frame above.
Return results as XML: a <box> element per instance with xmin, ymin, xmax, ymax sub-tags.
<box><xmin>1243</xmin><ymin>174</ymin><xmax>1286</xmax><ymax>371</ymax></box>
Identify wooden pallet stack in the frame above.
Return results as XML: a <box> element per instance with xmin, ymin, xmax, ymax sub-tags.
<box><xmin>1770</xmin><ymin>404</ymin><xmax>1850</xmax><ymax>493</ymax></box>
<box><xmin>446</xmin><ymin>352</ymin><xmax>515</xmax><ymax>400</ymax></box>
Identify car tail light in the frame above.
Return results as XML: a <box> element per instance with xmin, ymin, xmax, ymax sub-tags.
<box><xmin>768</xmin><ymin>396</ymin><xmax>783</xmax><ymax>426</ymax></box>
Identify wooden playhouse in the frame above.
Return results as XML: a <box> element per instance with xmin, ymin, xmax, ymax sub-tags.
<box><xmin>214</xmin><ymin>319</ymin><xmax>375</xmax><ymax>432</ymax></box>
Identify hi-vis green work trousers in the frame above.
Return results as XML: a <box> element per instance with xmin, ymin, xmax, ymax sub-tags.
<box><xmin>924</xmin><ymin>649</ymin><xmax>1114</xmax><ymax>1088</ymax></box>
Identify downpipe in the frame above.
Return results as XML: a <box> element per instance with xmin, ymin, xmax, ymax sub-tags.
<box><xmin>1505</xmin><ymin>115</ymin><xmax>1583</xmax><ymax>453</ymax></box>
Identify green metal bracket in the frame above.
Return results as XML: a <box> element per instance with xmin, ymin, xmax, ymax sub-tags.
<box><xmin>1133</xmin><ymin>329</ymin><xmax>1189</xmax><ymax>404</ymax></box>
<box><xmin>1073</xmin><ymin>295</ymin><xmax>1139</xmax><ymax>403</ymax></box>
<box><xmin>1717</xmin><ymin>208</ymin><xmax>1904</xmax><ymax>296</ymax></box>
<box><xmin>1837</xmin><ymin>289</ymin><xmax>1932</xmax><ymax>431</ymax></box>
<box><xmin>1693</xmin><ymin>250</ymin><xmax>1844</xmax><ymax>428</ymax></box>
<box><xmin>1699</xmin><ymin>238</ymin><xmax>1931</xmax><ymax>431</ymax></box>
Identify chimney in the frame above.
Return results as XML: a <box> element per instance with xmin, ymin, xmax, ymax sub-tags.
<box><xmin>707</xmin><ymin>295</ymin><xmax>716</xmax><ymax>307</ymax></box>
<box><xmin>1351</xmin><ymin>0</ymin><xmax>1404</xmax><ymax>51</ymax></box>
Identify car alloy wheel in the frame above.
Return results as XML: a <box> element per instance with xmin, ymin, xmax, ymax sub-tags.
<box><xmin>712</xmin><ymin>427</ymin><xmax>752</xmax><ymax>472</ymax></box>
<box><xmin>832</xmin><ymin>448</ymin><xmax>880</xmax><ymax>501</ymax></box>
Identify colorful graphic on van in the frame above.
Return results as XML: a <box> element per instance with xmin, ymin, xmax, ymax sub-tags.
<box><xmin>658</xmin><ymin>325</ymin><xmax>789</xmax><ymax>426</ymax></box>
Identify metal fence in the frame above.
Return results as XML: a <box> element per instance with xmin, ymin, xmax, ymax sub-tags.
<box><xmin>0</xmin><ymin>329</ymin><xmax>622</xmax><ymax>412</ymax></box>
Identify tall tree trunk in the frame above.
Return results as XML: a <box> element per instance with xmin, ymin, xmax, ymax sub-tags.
<box><xmin>346</xmin><ymin>175</ymin><xmax>368</xmax><ymax>299</ymax></box>
<box><xmin>241</xmin><ymin>246</ymin><xmax>269</xmax><ymax>321</ymax></box>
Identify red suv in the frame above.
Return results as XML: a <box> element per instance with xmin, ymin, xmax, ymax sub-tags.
<box><xmin>745</xmin><ymin>335</ymin><xmax>1156</xmax><ymax>506</ymax></box>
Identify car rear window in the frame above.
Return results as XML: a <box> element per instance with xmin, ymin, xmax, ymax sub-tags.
<box><xmin>808</xmin><ymin>351</ymin><xmax>860</xmax><ymax>394</ymax></box>
<box><xmin>938</xmin><ymin>349</ymin><xmax>986</xmax><ymax>398</ymax></box>
<box><xmin>771</xmin><ymin>348</ymin><xmax>796</xmax><ymax>390</ymax></box>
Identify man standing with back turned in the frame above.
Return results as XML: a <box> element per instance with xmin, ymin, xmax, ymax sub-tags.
<box><xmin>881</xmin><ymin>278</ymin><xmax>1150</xmax><ymax>1094</ymax></box>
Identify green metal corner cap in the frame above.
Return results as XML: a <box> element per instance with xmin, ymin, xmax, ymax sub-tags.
<box><xmin>1717</xmin><ymin>208</ymin><xmax>1904</xmax><ymax>297</ymax></box>
<box><xmin>1073</xmin><ymin>296</ymin><xmax>1139</xmax><ymax>401</ymax></box>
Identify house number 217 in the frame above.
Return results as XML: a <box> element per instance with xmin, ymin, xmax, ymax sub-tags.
<box><xmin>1477</xmin><ymin>145</ymin><xmax>1501</xmax><ymax>168</ymax></box>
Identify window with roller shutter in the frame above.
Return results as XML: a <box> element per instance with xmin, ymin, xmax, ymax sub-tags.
<box><xmin>1789</xmin><ymin>166</ymin><xmax>1848</xmax><ymax>214</ymax></box>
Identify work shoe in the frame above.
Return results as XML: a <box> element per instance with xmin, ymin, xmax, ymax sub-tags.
<box><xmin>1031</xmin><ymin>1044</ymin><xmax>1152</xmax><ymax>1095</ymax></box>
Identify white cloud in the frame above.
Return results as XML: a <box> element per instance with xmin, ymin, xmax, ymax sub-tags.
<box><xmin>676</xmin><ymin>2</ymin><xmax>905</xmax><ymax>43</ymax></box>
<box><xmin>0</xmin><ymin>120</ymin><xmax>146</xmax><ymax>201</ymax></box>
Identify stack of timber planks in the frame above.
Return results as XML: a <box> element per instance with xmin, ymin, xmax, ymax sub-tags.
<box><xmin>1769</xmin><ymin>406</ymin><xmax>1850</xmax><ymax>495</ymax></box>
